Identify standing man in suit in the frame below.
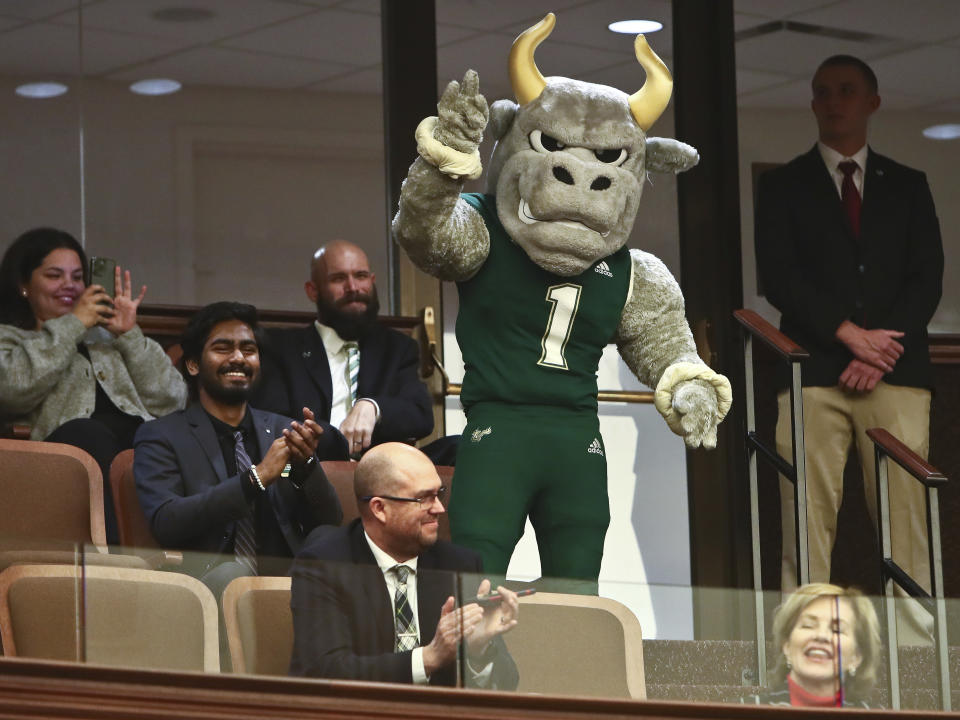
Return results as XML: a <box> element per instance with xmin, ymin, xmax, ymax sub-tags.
<box><xmin>289</xmin><ymin>442</ymin><xmax>519</xmax><ymax>688</ymax></box>
<box><xmin>757</xmin><ymin>56</ymin><xmax>943</xmax><ymax>636</ymax></box>
<box><xmin>134</xmin><ymin>301</ymin><xmax>343</xmax><ymax>595</ymax></box>
<box><xmin>255</xmin><ymin>241</ymin><xmax>437</xmax><ymax>461</ymax></box>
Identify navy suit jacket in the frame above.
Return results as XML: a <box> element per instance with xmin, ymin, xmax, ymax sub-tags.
<box><xmin>289</xmin><ymin>519</ymin><xmax>519</xmax><ymax>689</ymax></box>
<box><xmin>757</xmin><ymin>146</ymin><xmax>943</xmax><ymax>389</ymax></box>
<box><xmin>133</xmin><ymin>403</ymin><xmax>342</xmax><ymax>575</ymax></box>
<box><xmin>254</xmin><ymin>323</ymin><xmax>433</xmax><ymax>456</ymax></box>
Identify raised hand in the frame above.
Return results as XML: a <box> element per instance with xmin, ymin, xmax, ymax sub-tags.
<box><xmin>433</xmin><ymin>70</ymin><xmax>489</xmax><ymax>154</ymax></box>
<box><xmin>72</xmin><ymin>284</ymin><xmax>115</xmax><ymax>329</ymax></box>
<box><xmin>466</xmin><ymin>579</ymin><xmax>518</xmax><ymax>658</ymax></box>
<box><xmin>102</xmin><ymin>265</ymin><xmax>146</xmax><ymax>336</ymax></box>
<box><xmin>284</xmin><ymin>406</ymin><xmax>324</xmax><ymax>464</ymax></box>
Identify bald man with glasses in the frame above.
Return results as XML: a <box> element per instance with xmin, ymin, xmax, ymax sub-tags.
<box><xmin>289</xmin><ymin>442</ymin><xmax>519</xmax><ymax>688</ymax></box>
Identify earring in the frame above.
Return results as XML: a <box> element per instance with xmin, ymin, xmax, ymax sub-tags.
<box><xmin>785</xmin><ymin>660</ymin><xmax>792</xmax><ymax>671</ymax></box>
<box><xmin>847</xmin><ymin>666</ymin><xmax>857</xmax><ymax>678</ymax></box>
<box><xmin>21</xmin><ymin>289</ymin><xmax>27</xmax><ymax>297</ymax></box>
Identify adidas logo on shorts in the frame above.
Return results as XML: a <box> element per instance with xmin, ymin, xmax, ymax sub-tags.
<box><xmin>594</xmin><ymin>261</ymin><xmax>613</xmax><ymax>277</ymax></box>
<box><xmin>587</xmin><ymin>438</ymin><xmax>604</xmax><ymax>456</ymax></box>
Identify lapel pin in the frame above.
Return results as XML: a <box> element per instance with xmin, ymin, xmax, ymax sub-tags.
<box><xmin>876</xmin><ymin>169</ymin><xmax>883</xmax><ymax>176</ymax></box>
<box><xmin>302</xmin><ymin>350</ymin><xmax>311</xmax><ymax>358</ymax></box>
<box><xmin>266</xmin><ymin>428</ymin><xmax>272</xmax><ymax>434</ymax></box>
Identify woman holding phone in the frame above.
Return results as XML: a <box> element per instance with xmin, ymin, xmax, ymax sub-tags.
<box><xmin>0</xmin><ymin>227</ymin><xmax>187</xmax><ymax>543</ymax></box>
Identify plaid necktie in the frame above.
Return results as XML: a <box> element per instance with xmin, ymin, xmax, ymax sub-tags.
<box><xmin>345</xmin><ymin>342</ymin><xmax>360</xmax><ymax>406</ymax></box>
<box><xmin>233</xmin><ymin>431</ymin><xmax>258</xmax><ymax>575</ymax></box>
<box><xmin>393</xmin><ymin>565</ymin><xmax>419</xmax><ymax>652</ymax></box>
<box><xmin>839</xmin><ymin>160</ymin><xmax>861</xmax><ymax>238</ymax></box>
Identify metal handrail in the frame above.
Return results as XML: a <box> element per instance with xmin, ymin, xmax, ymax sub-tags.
<box><xmin>867</xmin><ymin>427</ymin><xmax>949</xmax><ymax>711</ymax></box>
<box><xmin>734</xmin><ymin>308</ymin><xmax>810</xmax><ymax>686</ymax></box>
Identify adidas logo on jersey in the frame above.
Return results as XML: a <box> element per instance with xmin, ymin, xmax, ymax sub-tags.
<box><xmin>471</xmin><ymin>426</ymin><xmax>492</xmax><ymax>443</ymax></box>
<box><xmin>587</xmin><ymin>438</ymin><xmax>604</xmax><ymax>456</ymax></box>
<box><xmin>594</xmin><ymin>261</ymin><xmax>613</xmax><ymax>277</ymax></box>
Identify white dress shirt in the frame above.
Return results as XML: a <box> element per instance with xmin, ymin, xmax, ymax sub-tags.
<box><xmin>362</xmin><ymin>530</ymin><xmax>429</xmax><ymax>684</ymax></box>
<box><xmin>818</xmin><ymin>141</ymin><xmax>868</xmax><ymax>199</ymax></box>
<box><xmin>314</xmin><ymin>321</ymin><xmax>379</xmax><ymax>428</ymax></box>
<box><xmin>362</xmin><ymin>531</ymin><xmax>494</xmax><ymax>686</ymax></box>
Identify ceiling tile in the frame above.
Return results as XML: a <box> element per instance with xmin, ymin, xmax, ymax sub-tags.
<box><xmin>223</xmin><ymin>9</ymin><xmax>381</xmax><ymax>66</ymax></box>
<box><xmin>579</xmin><ymin>55</ymin><xmax>676</xmax><ymax>96</ymax></box>
<box><xmin>736</xmin><ymin>67</ymin><xmax>793</xmax><ymax>95</ymax></box>
<box><xmin>0</xmin><ymin>23</ymin><xmax>80</xmax><ymax>75</ymax></box>
<box><xmin>736</xmin><ymin>28</ymin><xmax>904</xmax><ymax>77</ymax></box>
<box><xmin>0</xmin><ymin>16</ymin><xmax>24</xmax><ymax>31</ymax></box>
<box><xmin>497</xmin><ymin>0</ymin><xmax>672</xmax><ymax>53</ymax></box>
<box><xmin>309</xmin><ymin>66</ymin><xmax>382</xmax><ymax>95</ymax></box>
<box><xmin>435</xmin><ymin>0</ymin><xmax>586</xmax><ymax>32</ymax></box>
<box><xmin>870</xmin><ymin>45</ymin><xmax>960</xmax><ymax>99</ymax></box>
<box><xmin>437</xmin><ymin>23</ymin><xmax>481</xmax><ymax>47</ymax></box>
<box><xmin>733</xmin><ymin>0</ymin><xmax>842</xmax><ymax>19</ymax></box>
<box><xmin>107</xmin><ymin>46</ymin><xmax>349</xmax><ymax>89</ymax></box>
<box><xmin>737</xmin><ymin>78</ymin><xmax>811</xmax><ymax>109</ymax></box>
<box><xmin>794</xmin><ymin>0</ymin><xmax>960</xmax><ymax>43</ymax></box>
<box><xmin>0</xmin><ymin>0</ymin><xmax>80</xmax><ymax>21</ymax></box>
<box><xmin>332</xmin><ymin>0</ymin><xmax>379</xmax><ymax>13</ymax></box>
<box><xmin>59</xmin><ymin>0</ymin><xmax>317</xmax><ymax>44</ymax></box>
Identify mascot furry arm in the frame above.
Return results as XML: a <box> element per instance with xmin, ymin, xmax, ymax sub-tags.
<box><xmin>393</xmin><ymin>13</ymin><xmax>731</xmax><ymax>448</ymax></box>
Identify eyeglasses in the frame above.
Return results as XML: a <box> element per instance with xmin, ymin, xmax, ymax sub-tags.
<box><xmin>360</xmin><ymin>487</ymin><xmax>447</xmax><ymax>506</ymax></box>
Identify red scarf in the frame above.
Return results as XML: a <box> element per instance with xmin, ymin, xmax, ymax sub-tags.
<box><xmin>788</xmin><ymin>675</ymin><xmax>843</xmax><ymax>707</ymax></box>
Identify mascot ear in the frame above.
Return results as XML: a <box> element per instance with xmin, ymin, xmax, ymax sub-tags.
<box><xmin>646</xmin><ymin>138</ymin><xmax>700</xmax><ymax>174</ymax></box>
<box><xmin>489</xmin><ymin>99</ymin><xmax>518</xmax><ymax>140</ymax></box>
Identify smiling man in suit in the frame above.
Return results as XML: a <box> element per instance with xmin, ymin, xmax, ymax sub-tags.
<box><xmin>133</xmin><ymin>302</ymin><xmax>343</xmax><ymax>595</ymax></box>
<box><xmin>757</xmin><ymin>56</ymin><xmax>943</xmax><ymax>636</ymax></box>
<box><xmin>289</xmin><ymin>442</ymin><xmax>519</xmax><ymax>688</ymax></box>
<box><xmin>254</xmin><ymin>241</ymin><xmax>435</xmax><ymax>461</ymax></box>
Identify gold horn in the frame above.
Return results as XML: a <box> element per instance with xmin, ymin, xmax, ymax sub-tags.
<box><xmin>628</xmin><ymin>35</ymin><xmax>673</xmax><ymax>131</ymax></box>
<box><xmin>509</xmin><ymin>13</ymin><xmax>555</xmax><ymax>105</ymax></box>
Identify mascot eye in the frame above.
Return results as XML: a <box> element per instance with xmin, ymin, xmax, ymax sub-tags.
<box><xmin>594</xmin><ymin>148</ymin><xmax>628</xmax><ymax>165</ymax></box>
<box><xmin>529</xmin><ymin>130</ymin><xmax>565</xmax><ymax>153</ymax></box>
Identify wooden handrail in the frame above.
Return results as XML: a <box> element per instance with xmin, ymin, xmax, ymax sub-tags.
<box><xmin>443</xmin><ymin>384</ymin><xmax>653</xmax><ymax>404</ymax></box>
<box><xmin>733</xmin><ymin>309</ymin><xmax>809</xmax><ymax>360</ymax></box>
<box><xmin>866</xmin><ymin>427</ymin><xmax>947</xmax><ymax>488</ymax></box>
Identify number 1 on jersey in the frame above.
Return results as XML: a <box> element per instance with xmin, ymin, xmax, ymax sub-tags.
<box><xmin>538</xmin><ymin>283</ymin><xmax>582</xmax><ymax>370</ymax></box>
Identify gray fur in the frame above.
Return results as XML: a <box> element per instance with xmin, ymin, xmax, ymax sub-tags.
<box><xmin>646</xmin><ymin>138</ymin><xmax>700</xmax><ymax>174</ymax></box>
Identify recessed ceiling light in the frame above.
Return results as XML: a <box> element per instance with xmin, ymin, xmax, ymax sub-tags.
<box><xmin>608</xmin><ymin>20</ymin><xmax>663</xmax><ymax>34</ymax></box>
<box><xmin>922</xmin><ymin>124</ymin><xmax>960</xmax><ymax>140</ymax></box>
<box><xmin>15</xmin><ymin>82</ymin><xmax>68</xmax><ymax>99</ymax></box>
<box><xmin>152</xmin><ymin>7</ymin><xmax>215</xmax><ymax>22</ymax></box>
<box><xmin>130</xmin><ymin>78</ymin><xmax>182</xmax><ymax>96</ymax></box>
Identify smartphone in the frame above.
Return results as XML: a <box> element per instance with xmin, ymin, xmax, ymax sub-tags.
<box><xmin>476</xmin><ymin>588</ymin><xmax>536</xmax><ymax>607</ymax></box>
<box><xmin>89</xmin><ymin>256</ymin><xmax>117</xmax><ymax>294</ymax></box>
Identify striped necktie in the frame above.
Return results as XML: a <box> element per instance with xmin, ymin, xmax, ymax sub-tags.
<box><xmin>233</xmin><ymin>431</ymin><xmax>258</xmax><ymax>575</ymax></box>
<box><xmin>392</xmin><ymin>565</ymin><xmax>419</xmax><ymax>652</ymax></box>
<box><xmin>345</xmin><ymin>342</ymin><xmax>360</xmax><ymax>406</ymax></box>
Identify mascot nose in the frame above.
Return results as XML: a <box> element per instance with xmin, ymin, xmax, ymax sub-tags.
<box><xmin>591</xmin><ymin>176</ymin><xmax>612</xmax><ymax>191</ymax></box>
<box><xmin>552</xmin><ymin>166</ymin><xmax>574</xmax><ymax>185</ymax></box>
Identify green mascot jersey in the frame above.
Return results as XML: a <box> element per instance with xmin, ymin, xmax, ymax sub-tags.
<box><xmin>451</xmin><ymin>193</ymin><xmax>633</xmax><ymax>582</ymax></box>
<box><xmin>457</xmin><ymin>193</ymin><xmax>633</xmax><ymax>414</ymax></box>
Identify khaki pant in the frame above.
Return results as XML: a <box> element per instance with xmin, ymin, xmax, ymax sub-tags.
<box><xmin>777</xmin><ymin>382</ymin><xmax>933</xmax><ymax>643</ymax></box>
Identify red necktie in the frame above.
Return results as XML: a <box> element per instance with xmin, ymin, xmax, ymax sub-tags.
<box><xmin>838</xmin><ymin>160</ymin><xmax>861</xmax><ymax>237</ymax></box>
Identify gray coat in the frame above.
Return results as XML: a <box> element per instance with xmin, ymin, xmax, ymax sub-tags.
<box><xmin>0</xmin><ymin>313</ymin><xmax>187</xmax><ymax>439</ymax></box>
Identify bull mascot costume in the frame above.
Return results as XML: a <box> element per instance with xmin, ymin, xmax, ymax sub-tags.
<box><xmin>393</xmin><ymin>13</ymin><xmax>733</xmax><ymax>582</ymax></box>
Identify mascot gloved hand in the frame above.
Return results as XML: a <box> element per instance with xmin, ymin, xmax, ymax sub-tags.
<box><xmin>393</xmin><ymin>13</ymin><xmax>732</xmax><ymax>583</ymax></box>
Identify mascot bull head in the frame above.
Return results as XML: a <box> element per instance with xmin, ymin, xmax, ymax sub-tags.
<box><xmin>486</xmin><ymin>14</ymin><xmax>699</xmax><ymax>276</ymax></box>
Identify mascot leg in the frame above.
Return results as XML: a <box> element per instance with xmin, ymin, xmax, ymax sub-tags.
<box><xmin>450</xmin><ymin>405</ymin><xmax>533</xmax><ymax>575</ymax></box>
<box><xmin>450</xmin><ymin>405</ymin><xmax>609</xmax><ymax>585</ymax></box>
<box><xmin>529</xmin><ymin>413</ymin><xmax>609</xmax><ymax>587</ymax></box>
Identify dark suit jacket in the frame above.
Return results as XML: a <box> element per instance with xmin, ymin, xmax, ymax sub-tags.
<box><xmin>254</xmin><ymin>323</ymin><xmax>433</xmax><ymax>457</ymax></box>
<box><xmin>289</xmin><ymin>519</ymin><xmax>519</xmax><ymax>689</ymax></box>
<box><xmin>757</xmin><ymin>146</ymin><xmax>943</xmax><ymax>389</ymax></box>
<box><xmin>133</xmin><ymin>404</ymin><xmax>343</xmax><ymax>575</ymax></box>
